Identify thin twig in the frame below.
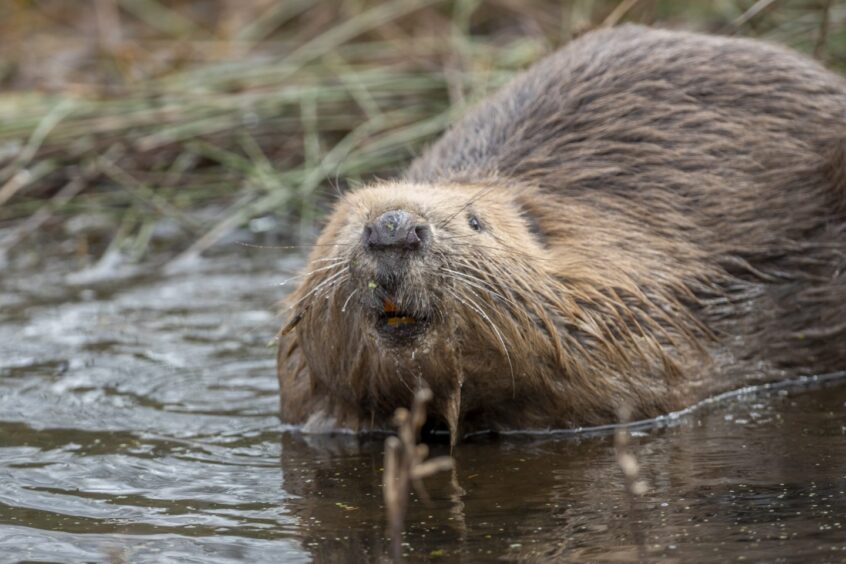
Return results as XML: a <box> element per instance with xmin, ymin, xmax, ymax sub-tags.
<box><xmin>383</xmin><ymin>388</ymin><xmax>454</xmax><ymax>561</ymax></box>
<box><xmin>615</xmin><ymin>407</ymin><xmax>648</xmax><ymax>562</ymax></box>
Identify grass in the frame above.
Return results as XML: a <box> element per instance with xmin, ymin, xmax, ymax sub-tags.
<box><xmin>0</xmin><ymin>0</ymin><xmax>844</xmax><ymax>266</ymax></box>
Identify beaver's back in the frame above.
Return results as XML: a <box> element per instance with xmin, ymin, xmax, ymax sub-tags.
<box><xmin>407</xmin><ymin>25</ymin><xmax>846</xmax><ymax>192</ymax></box>
<box><xmin>407</xmin><ymin>25</ymin><xmax>846</xmax><ymax>377</ymax></box>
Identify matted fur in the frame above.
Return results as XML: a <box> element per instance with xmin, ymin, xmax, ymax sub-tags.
<box><xmin>277</xmin><ymin>25</ymin><xmax>846</xmax><ymax>438</ymax></box>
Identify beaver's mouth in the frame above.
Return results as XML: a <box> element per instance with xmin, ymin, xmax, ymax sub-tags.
<box><xmin>375</xmin><ymin>296</ymin><xmax>430</xmax><ymax>342</ymax></box>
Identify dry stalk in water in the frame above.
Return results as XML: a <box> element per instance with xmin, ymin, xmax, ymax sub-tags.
<box><xmin>615</xmin><ymin>407</ymin><xmax>648</xmax><ymax>561</ymax></box>
<box><xmin>383</xmin><ymin>388</ymin><xmax>454</xmax><ymax>561</ymax></box>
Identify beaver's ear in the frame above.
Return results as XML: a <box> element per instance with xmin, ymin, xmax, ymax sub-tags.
<box><xmin>512</xmin><ymin>189</ymin><xmax>554</xmax><ymax>248</ymax></box>
<box><xmin>519</xmin><ymin>208</ymin><xmax>545</xmax><ymax>245</ymax></box>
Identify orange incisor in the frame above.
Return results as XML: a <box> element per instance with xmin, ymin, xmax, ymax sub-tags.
<box><xmin>383</xmin><ymin>298</ymin><xmax>416</xmax><ymax>326</ymax></box>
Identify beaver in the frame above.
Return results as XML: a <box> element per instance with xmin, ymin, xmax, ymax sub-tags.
<box><xmin>276</xmin><ymin>25</ymin><xmax>846</xmax><ymax>441</ymax></box>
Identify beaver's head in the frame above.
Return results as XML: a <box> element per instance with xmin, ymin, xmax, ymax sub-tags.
<box><xmin>281</xmin><ymin>182</ymin><xmax>553</xmax><ymax>423</ymax></box>
<box><xmin>314</xmin><ymin>182</ymin><xmax>543</xmax><ymax>344</ymax></box>
<box><xmin>281</xmin><ymin>181</ymin><xmax>694</xmax><ymax>434</ymax></box>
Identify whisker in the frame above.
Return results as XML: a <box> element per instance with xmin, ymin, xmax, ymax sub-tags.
<box><xmin>341</xmin><ymin>288</ymin><xmax>359</xmax><ymax>313</ymax></box>
<box><xmin>440</xmin><ymin>239</ymin><xmax>546</xmax><ymax>261</ymax></box>
<box><xmin>437</xmin><ymin>233</ymin><xmax>482</xmax><ymax>242</ymax></box>
<box><xmin>452</xmin><ymin>258</ymin><xmax>535</xmax><ymax>294</ymax></box>
<box><xmin>319</xmin><ymin>275</ymin><xmax>349</xmax><ymax>301</ymax></box>
<box><xmin>440</xmin><ymin>267</ymin><xmax>520</xmax><ymax>309</ymax></box>
<box><xmin>280</xmin><ymin>260</ymin><xmax>350</xmax><ymax>286</ymax></box>
<box><xmin>453</xmin><ymin>259</ymin><xmax>519</xmax><ymax>290</ymax></box>
<box><xmin>312</xmin><ymin>256</ymin><xmax>349</xmax><ymax>263</ymax></box>
<box><xmin>286</xmin><ymin>267</ymin><xmax>350</xmax><ymax>311</ymax></box>
<box><xmin>445</xmin><ymin>287</ymin><xmax>515</xmax><ymax>395</ymax></box>
<box><xmin>237</xmin><ymin>241</ymin><xmax>354</xmax><ymax>251</ymax></box>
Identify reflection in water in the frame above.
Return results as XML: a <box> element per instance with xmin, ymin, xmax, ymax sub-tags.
<box><xmin>1</xmin><ymin>254</ymin><xmax>845</xmax><ymax>562</ymax></box>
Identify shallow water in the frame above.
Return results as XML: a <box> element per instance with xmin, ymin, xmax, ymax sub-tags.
<box><xmin>1</xmin><ymin>253</ymin><xmax>845</xmax><ymax>562</ymax></box>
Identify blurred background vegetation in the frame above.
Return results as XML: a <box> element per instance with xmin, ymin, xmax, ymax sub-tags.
<box><xmin>0</xmin><ymin>0</ymin><xmax>843</xmax><ymax>270</ymax></box>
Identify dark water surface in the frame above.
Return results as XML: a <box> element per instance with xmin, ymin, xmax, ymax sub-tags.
<box><xmin>1</xmin><ymin>254</ymin><xmax>845</xmax><ymax>563</ymax></box>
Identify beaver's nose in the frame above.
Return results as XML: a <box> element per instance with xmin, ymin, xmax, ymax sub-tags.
<box><xmin>363</xmin><ymin>210</ymin><xmax>429</xmax><ymax>252</ymax></box>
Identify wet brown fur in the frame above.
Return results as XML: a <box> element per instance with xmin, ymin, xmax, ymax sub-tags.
<box><xmin>277</xmin><ymin>25</ymin><xmax>846</xmax><ymax>437</ymax></box>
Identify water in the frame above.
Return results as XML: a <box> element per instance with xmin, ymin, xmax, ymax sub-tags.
<box><xmin>1</xmin><ymin>252</ymin><xmax>845</xmax><ymax>562</ymax></box>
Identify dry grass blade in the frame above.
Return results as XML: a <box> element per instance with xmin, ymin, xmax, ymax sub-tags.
<box><xmin>732</xmin><ymin>0</ymin><xmax>778</xmax><ymax>29</ymax></box>
<box><xmin>601</xmin><ymin>0</ymin><xmax>641</xmax><ymax>29</ymax></box>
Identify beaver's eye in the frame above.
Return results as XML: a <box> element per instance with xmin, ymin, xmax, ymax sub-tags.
<box><xmin>468</xmin><ymin>215</ymin><xmax>482</xmax><ymax>232</ymax></box>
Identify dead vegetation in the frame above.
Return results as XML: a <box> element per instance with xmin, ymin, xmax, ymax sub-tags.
<box><xmin>382</xmin><ymin>388</ymin><xmax>453</xmax><ymax>561</ymax></box>
<box><xmin>0</xmin><ymin>1</ymin><xmax>843</xmax><ymax>267</ymax></box>
<box><xmin>615</xmin><ymin>407</ymin><xmax>649</xmax><ymax>561</ymax></box>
